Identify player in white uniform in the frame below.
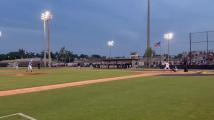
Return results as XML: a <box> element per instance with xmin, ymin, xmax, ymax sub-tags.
<box><xmin>27</xmin><ymin>60</ymin><xmax>33</xmax><ymax>72</ymax></box>
<box><xmin>15</xmin><ymin>62</ymin><xmax>19</xmax><ymax>70</ymax></box>
<box><xmin>164</xmin><ymin>62</ymin><xmax>170</xmax><ymax>70</ymax></box>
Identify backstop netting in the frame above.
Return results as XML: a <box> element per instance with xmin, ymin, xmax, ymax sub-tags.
<box><xmin>190</xmin><ymin>31</ymin><xmax>214</xmax><ymax>65</ymax></box>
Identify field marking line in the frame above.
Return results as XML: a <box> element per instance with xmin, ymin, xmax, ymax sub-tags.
<box><xmin>0</xmin><ymin>113</ymin><xmax>18</xmax><ymax>119</ymax></box>
<box><xmin>0</xmin><ymin>73</ymin><xmax>154</xmax><ymax>97</ymax></box>
<box><xmin>0</xmin><ymin>113</ymin><xmax>37</xmax><ymax>120</ymax></box>
<box><xmin>18</xmin><ymin>113</ymin><xmax>37</xmax><ymax>120</ymax></box>
<box><xmin>0</xmin><ymin>71</ymin><xmax>198</xmax><ymax>97</ymax></box>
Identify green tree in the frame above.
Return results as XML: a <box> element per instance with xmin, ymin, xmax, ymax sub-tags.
<box><xmin>144</xmin><ymin>47</ymin><xmax>153</xmax><ymax>67</ymax></box>
<box><xmin>91</xmin><ymin>54</ymin><xmax>102</xmax><ymax>59</ymax></box>
<box><xmin>18</xmin><ymin>49</ymin><xmax>26</xmax><ymax>59</ymax></box>
<box><xmin>58</xmin><ymin>47</ymin><xmax>74</xmax><ymax>63</ymax></box>
<box><xmin>79</xmin><ymin>54</ymin><xmax>88</xmax><ymax>59</ymax></box>
<box><xmin>144</xmin><ymin>47</ymin><xmax>153</xmax><ymax>58</ymax></box>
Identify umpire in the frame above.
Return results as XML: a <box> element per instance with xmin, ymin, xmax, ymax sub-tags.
<box><xmin>183</xmin><ymin>58</ymin><xmax>188</xmax><ymax>72</ymax></box>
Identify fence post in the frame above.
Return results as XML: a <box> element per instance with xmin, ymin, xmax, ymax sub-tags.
<box><xmin>189</xmin><ymin>32</ymin><xmax>192</xmax><ymax>65</ymax></box>
<box><xmin>206</xmin><ymin>31</ymin><xmax>209</xmax><ymax>61</ymax></box>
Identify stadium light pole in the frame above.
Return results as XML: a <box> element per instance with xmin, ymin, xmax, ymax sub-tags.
<box><xmin>41</xmin><ymin>12</ymin><xmax>47</xmax><ymax>67</ymax></box>
<box><xmin>0</xmin><ymin>31</ymin><xmax>2</xmax><ymax>38</ymax></box>
<box><xmin>41</xmin><ymin>11</ymin><xmax>53</xmax><ymax>68</ymax></box>
<box><xmin>0</xmin><ymin>31</ymin><xmax>2</xmax><ymax>42</ymax></box>
<box><xmin>147</xmin><ymin>0</ymin><xmax>151</xmax><ymax>50</ymax></box>
<box><xmin>164</xmin><ymin>33</ymin><xmax>174</xmax><ymax>62</ymax></box>
<box><xmin>145</xmin><ymin>0</ymin><xmax>152</xmax><ymax>68</ymax></box>
<box><xmin>107</xmin><ymin>40</ymin><xmax>114</xmax><ymax>59</ymax></box>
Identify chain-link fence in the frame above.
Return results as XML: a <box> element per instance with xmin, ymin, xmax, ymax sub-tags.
<box><xmin>189</xmin><ymin>31</ymin><xmax>214</xmax><ymax>65</ymax></box>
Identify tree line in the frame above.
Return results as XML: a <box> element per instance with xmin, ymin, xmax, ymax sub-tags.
<box><xmin>0</xmin><ymin>47</ymin><xmax>105</xmax><ymax>63</ymax></box>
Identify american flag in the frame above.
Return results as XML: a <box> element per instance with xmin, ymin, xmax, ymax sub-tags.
<box><xmin>154</xmin><ymin>41</ymin><xmax>161</xmax><ymax>48</ymax></box>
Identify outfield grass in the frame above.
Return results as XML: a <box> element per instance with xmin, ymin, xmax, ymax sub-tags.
<box><xmin>0</xmin><ymin>76</ymin><xmax>213</xmax><ymax>120</ymax></box>
<box><xmin>0</xmin><ymin>68</ymin><xmax>134</xmax><ymax>91</ymax></box>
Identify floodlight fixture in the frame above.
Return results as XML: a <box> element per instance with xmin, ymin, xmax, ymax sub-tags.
<box><xmin>107</xmin><ymin>40</ymin><xmax>114</xmax><ymax>47</ymax></box>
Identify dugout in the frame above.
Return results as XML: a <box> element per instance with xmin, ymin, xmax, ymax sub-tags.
<box><xmin>0</xmin><ymin>58</ymin><xmax>42</xmax><ymax>67</ymax></box>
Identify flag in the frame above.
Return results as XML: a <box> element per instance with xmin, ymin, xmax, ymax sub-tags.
<box><xmin>154</xmin><ymin>41</ymin><xmax>161</xmax><ymax>48</ymax></box>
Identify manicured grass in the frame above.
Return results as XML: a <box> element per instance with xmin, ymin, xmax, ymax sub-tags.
<box><xmin>0</xmin><ymin>68</ymin><xmax>134</xmax><ymax>91</ymax></box>
<box><xmin>0</xmin><ymin>76</ymin><xmax>213</xmax><ymax>120</ymax></box>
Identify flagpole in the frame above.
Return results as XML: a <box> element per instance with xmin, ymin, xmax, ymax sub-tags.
<box><xmin>160</xmin><ymin>40</ymin><xmax>162</xmax><ymax>66</ymax></box>
<box><xmin>154</xmin><ymin>41</ymin><xmax>162</xmax><ymax>68</ymax></box>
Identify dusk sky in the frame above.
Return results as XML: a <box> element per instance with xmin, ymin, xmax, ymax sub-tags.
<box><xmin>0</xmin><ymin>0</ymin><xmax>214</xmax><ymax>56</ymax></box>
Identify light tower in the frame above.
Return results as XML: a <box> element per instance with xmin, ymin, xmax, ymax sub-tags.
<box><xmin>147</xmin><ymin>0</ymin><xmax>151</xmax><ymax>49</ymax></box>
<box><xmin>41</xmin><ymin>11</ymin><xmax>53</xmax><ymax>68</ymax></box>
<box><xmin>146</xmin><ymin>0</ymin><xmax>151</xmax><ymax>67</ymax></box>
<box><xmin>107</xmin><ymin>40</ymin><xmax>114</xmax><ymax>59</ymax></box>
<box><xmin>164</xmin><ymin>32</ymin><xmax>174</xmax><ymax>62</ymax></box>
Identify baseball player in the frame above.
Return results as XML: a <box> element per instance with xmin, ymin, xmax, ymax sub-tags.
<box><xmin>27</xmin><ymin>59</ymin><xmax>33</xmax><ymax>72</ymax></box>
<box><xmin>164</xmin><ymin>61</ymin><xmax>170</xmax><ymax>70</ymax></box>
<box><xmin>15</xmin><ymin>62</ymin><xmax>19</xmax><ymax>70</ymax></box>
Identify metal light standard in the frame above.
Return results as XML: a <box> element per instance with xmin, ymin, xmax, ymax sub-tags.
<box><xmin>146</xmin><ymin>0</ymin><xmax>151</xmax><ymax>67</ymax></box>
<box><xmin>47</xmin><ymin>12</ymin><xmax>53</xmax><ymax>68</ymax></box>
<box><xmin>0</xmin><ymin>31</ymin><xmax>2</xmax><ymax>53</ymax></box>
<box><xmin>147</xmin><ymin>0</ymin><xmax>151</xmax><ymax>49</ymax></box>
<box><xmin>107</xmin><ymin>40</ymin><xmax>114</xmax><ymax>59</ymax></box>
<box><xmin>0</xmin><ymin>31</ymin><xmax>2</xmax><ymax>38</ymax></box>
<box><xmin>41</xmin><ymin>11</ymin><xmax>53</xmax><ymax>68</ymax></box>
<box><xmin>41</xmin><ymin>13</ymin><xmax>47</xmax><ymax>67</ymax></box>
<box><xmin>164</xmin><ymin>33</ymin><xmax>174</xmax><ymax>62</ymax></box>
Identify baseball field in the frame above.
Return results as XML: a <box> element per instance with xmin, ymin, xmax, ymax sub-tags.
<box><xmin>0</xmin><ymin>68</ymin><xmax>214</xmax><ymax>120</ymax></box>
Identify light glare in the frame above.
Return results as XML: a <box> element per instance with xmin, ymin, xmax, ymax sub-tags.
<box><xmin>41</xmin><ymin>11</ymin><xmax>53</xmax><ymax>20</ymax></box>
<box><xmin>107</xmin><ymin>40</ymin><xmax>114</xmax><ymax>47</ymax></box>
<box><xmin>164</xmin><ymin>33</ymin><xmax>174</xmax><ymax>40</ymax></box>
